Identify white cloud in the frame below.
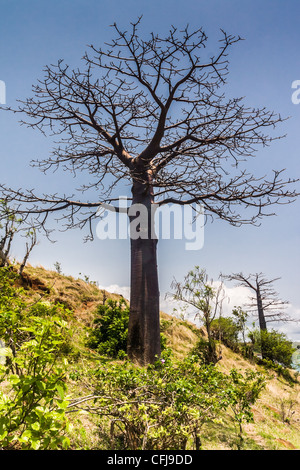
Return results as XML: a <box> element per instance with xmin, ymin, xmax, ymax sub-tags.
<box><xmin>99</xmin><ymin>284</ymin><xmax>131</xmax><ymax>301</ymax></box>
<box><xmin>220</xmin><ymin>284</ymin><xmax>253</xmax><ymax>315</ymax></box>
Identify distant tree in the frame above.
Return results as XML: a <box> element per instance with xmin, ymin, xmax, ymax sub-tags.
<box><xmin>170</xmin><ymin>266</ymin><xmax>225</xmax><ymax>364</ymax></box>
<box><xmin>223</xmin><ymin>272</ymin><xmax>294</xmax><ymax>359</ymax></box>
<box><xmin>232</xmin><ymin>306</ymin><xmax>249</xmax><ymax>346</ymax></box>
<box><xmin>0</xmin><ymin>19</ymin><xmax>298</xmax><ymax>364</ymax></box>
<box><xmin>18</xmin><ymin>228</ymin><xmax>37</xmax><ymax>276</ymax></box>
<box><xmin>54</xmin><ymin>261</ymin><xmax>62</xmax><ymax>275</ymax></box>
<box><xmin>0</xmin><ymin>200</ymin><xmax>37</xmax><ymax>273</ymax></box>
<box><xmin>0</xmin><ymin>200</ymin><xmax>20</xmax><ymax>266</ymax></box>
<box><xmin>224</xmin><ymin>272</ymin><xmax>292</xmax><ymax>330</ymax></box>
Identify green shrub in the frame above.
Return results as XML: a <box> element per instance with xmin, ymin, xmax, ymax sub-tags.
<box><xmin>91</xmin><ymin>354</ymin><xmax>229</xmax><ymax>450</ymax></box>
<box><xmin>0</xmin><ymin>316</ymin><xmax>70</xmax><ymax>450</ymax></box>
<box><xmin>224</xmin><ymin>368</ymin><xmax>266</xmax><ymax>449</ymax></box>
<box><xmin>190</xmin><ymin>336</ymin><xmax>221</xmax><ymax>365</ymax></box>
<box><xmin>0</xmin><ymin>267</ymin><xmax>70</xmax><ymax>449</ymax></box>
<box><xmin>86</xmin><ymin>298</ymin><xmax>129</xmax><ymax>358</ymax></box>
<box><xmin>211</xmin><ymin>316</ymin><xmax>240</xmax><ymax>351</ymax></box>
<box><xmin>30</xmin><ymin>300</ymin><xmax>73</xmax><ymax>320</ymax></box>
<box><xmin>69</xmin><ymin>353</ymin><xmax>267</xmax><ymax>450</ymax></box>
<box><xmin>251</xmin><ymin>328</ymin><xmax>296</xmax><ymax>368</ymax></box>
<box><xmin>87</xmin><ymin>298</ymin><xmax>167</xmax><ymax>358</ymax></box>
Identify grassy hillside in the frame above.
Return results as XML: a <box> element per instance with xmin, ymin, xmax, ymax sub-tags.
<box><xmin>1</xmin><ymin>264</ymin><xmax>300</xmax><ymax>450</ymax></box>
<box><xmin>161</xmin><ymin>312</ymin><xmax>300</xmax><ymax>450</ymax></box>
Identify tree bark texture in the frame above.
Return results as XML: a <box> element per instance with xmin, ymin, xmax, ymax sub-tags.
<box><xmin>127</xmin><ymin>174</ymin><xmax>161</xmax><ymax>365</ymax></box>
<box><xmin>256</xmin><ymin>285</ymin><xmax>267</xmax><ymax>359</ymax></box>
<box><xmin>256</xmin><ymin>286</ymin><xmax>267</xmax><ymax>332</ymax></box>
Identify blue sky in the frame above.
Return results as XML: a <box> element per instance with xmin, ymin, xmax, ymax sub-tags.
<box><xmin>0</xmin><ymin>0</ymin><xmax>300</xmax><ymax>339</ymax></box>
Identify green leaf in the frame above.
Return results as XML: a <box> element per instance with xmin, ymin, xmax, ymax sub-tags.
<box><xmin>30</xmin><ymin>439</ymin><xmax>41</xmax><ymax>450</ymax></box>
<box><xmin>31</xmin><ymin>422</ymin><xmax>40</xmax><ymax>432</ymax></box>
<box><xmin>56</xmin><ymin>384</ymin><xmax>65</xmax><ymax>400</ymax></box>
<box><xmin>9</xmin><ymin>374</ymin><xmax>20</xmax><ymax>385</ymax></box>
<box><xmin>37</xmin><ymin>380</ymin><xmax>47</xmax><ymax>391</ymax></box>
<box><xmin>62</xmin><ymin>436</ymin><xmax>70</xmax><ymax>449</ymax></box>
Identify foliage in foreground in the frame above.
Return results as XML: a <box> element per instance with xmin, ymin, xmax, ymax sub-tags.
<box><xmin>1</xmin><ymin>266</ymin><xmax>298</xmax><ymax>450</ymax></box>
<box><xmin>0</xmin><ymin>267</ymin><xmax>70</xmax><ymax>450</ymax></box>
<box><xmin>70</xmin><ymin>352</ymin><xmax>266</xmax><ymax>450</ymax></box>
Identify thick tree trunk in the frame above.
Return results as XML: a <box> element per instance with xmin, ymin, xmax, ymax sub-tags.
<box><xmin>256</xmin><ymin>285</ymin><xmax>267</xmax><ymax>359</ymax></box>
<box><xmin>127</xmin><ymin>175</ymin><xmax>161</xmax><ymax>365</ymax></box>
<box><xmin>256</xmin><ymin>287</ymin><xmax>267</xmax><ymax>332</ymax></box>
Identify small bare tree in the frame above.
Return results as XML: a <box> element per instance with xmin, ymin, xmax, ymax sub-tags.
<box><xmin>18</xmin><ymin>228</ymin><xmax>38</xmax><ymax>276</ymax></box>
<box><xmin>0</xmin><ymin>200</ymin><xmax>21</xmax><ymax>267</ymax></box>
<box><xmin>0</xmin><ymin>19</ymin><xmax>298</xmax><ymax>364</ymax></box>
<box><xmin>223</xmin><ymin>272</ymin><xmax>292</xmax><ymax>333</ymax></box>
<box><xmin>0</xmin><ymin>200</ymin><xmax>37</xmax><ymax>273</ymax></box>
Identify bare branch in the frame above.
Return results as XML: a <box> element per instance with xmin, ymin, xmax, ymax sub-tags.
<box><xmin>223</xmin><ymin>272</ymin><xmax>295</xmax><ymax>326</ymax></box>
<box><xmin>0</xmin><ymin>19</ymin><xmax>298</xmax><ymax>236</ymax></box>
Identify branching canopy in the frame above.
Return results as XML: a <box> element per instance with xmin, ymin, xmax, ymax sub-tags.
<box><xmin>223</xmin><ymin>272</ymin><xmax>293</xmax><ymax>324</ymax></box>
<box><xmin>0</xmin><ymin>18</ymin><xmax>298</xmax><ymax>237</ymax></box>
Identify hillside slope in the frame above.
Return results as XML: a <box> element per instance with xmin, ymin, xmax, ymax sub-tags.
<box><xmin>5</xmin><ymin>264</ymin><xmax>300</xmax><ymax>450</ymax></box>
<box><xmin>160</xmin><ymin>311</ymin><xmax>300</xmax><ymax>450</ymax></box>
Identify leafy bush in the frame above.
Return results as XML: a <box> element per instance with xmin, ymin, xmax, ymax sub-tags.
<box><xmin>91</xmin><ymin>354</ymin><xmax>229</xmax><ymax>450</ymax></box>
<box><xmin>250</xmin><ymin>328</ymin><xmax>296</xmax><ymax>367</ymax></box>
<box><xmin>86</xmin><ymin>298</ymin><xmax>129</xmax><ymax>358</ymax></box>
<box><xmin>87</xmin><ymin>298</ymin><xmax>168</xmax><ymax>359</ymax></box>
<box><xmin>192</xmin><ymin>336</ymin><xmax>221</xmax><ymax>365</ymax></box>
<box><xmin>67</xmin><ymin>352</ymin><xmax>267</xmax><ymax>451</ymax></box>
<box><xmin>257</xmin><ymin>358</ymin><xmax>297</xmax><ymax>384</ymax></box>
<box><xmin>0</xmin><ymin>267</ymin><xmax>29</xmax><ymax>363</ymax></box>
<box><xmin>224</xmin><ymin>368</ymin><xmax>266</xmax><ymax>448</ymax></box>
<box><xmin>211</xmin><ymin>316</ymin><xmax>241</xmax><ymax>351</ymax></box>
<box><xmin>0</xmin><ymin>267</ymin><xmax>70</xmax><ymax>449</ymax></box>
<box><xmin>0</xmin><ymin>317</ymin><xmax>70</xmax><ymax>450</ymax></box>
<box><xmin>29</xmin><ymin>300</ymin><xmax>73</xmax><ymax>320</ymax></box>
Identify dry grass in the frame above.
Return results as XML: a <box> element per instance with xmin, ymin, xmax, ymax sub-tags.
<box><xmin>213</xmin><ymin>343</ymin><xmax>300</xmax><ymax>449</ymax></box>
<box><xmin>19</xmin><ymin>264</ymin><xmax>121</xmax><ymax>326</ymax></box>
<box><xmin>160</xmin><ymin>311</ymin><xmax>199</xmax><ymax>359</ymax></box>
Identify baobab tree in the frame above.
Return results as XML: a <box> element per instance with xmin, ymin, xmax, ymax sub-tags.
<box><xmin>223</xmin><ymin>272</ymin><xmax>292</xmax><ymax>331</ymax></box>
<box><xmin>223</xmin><ymin>272</ymin><xmax>295</xmax><ymax>359</ymax></box>
<box><xmin>0</xmin><ymin>19</ymin><xmax>298</xmax><ymax>364</ymax></box>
